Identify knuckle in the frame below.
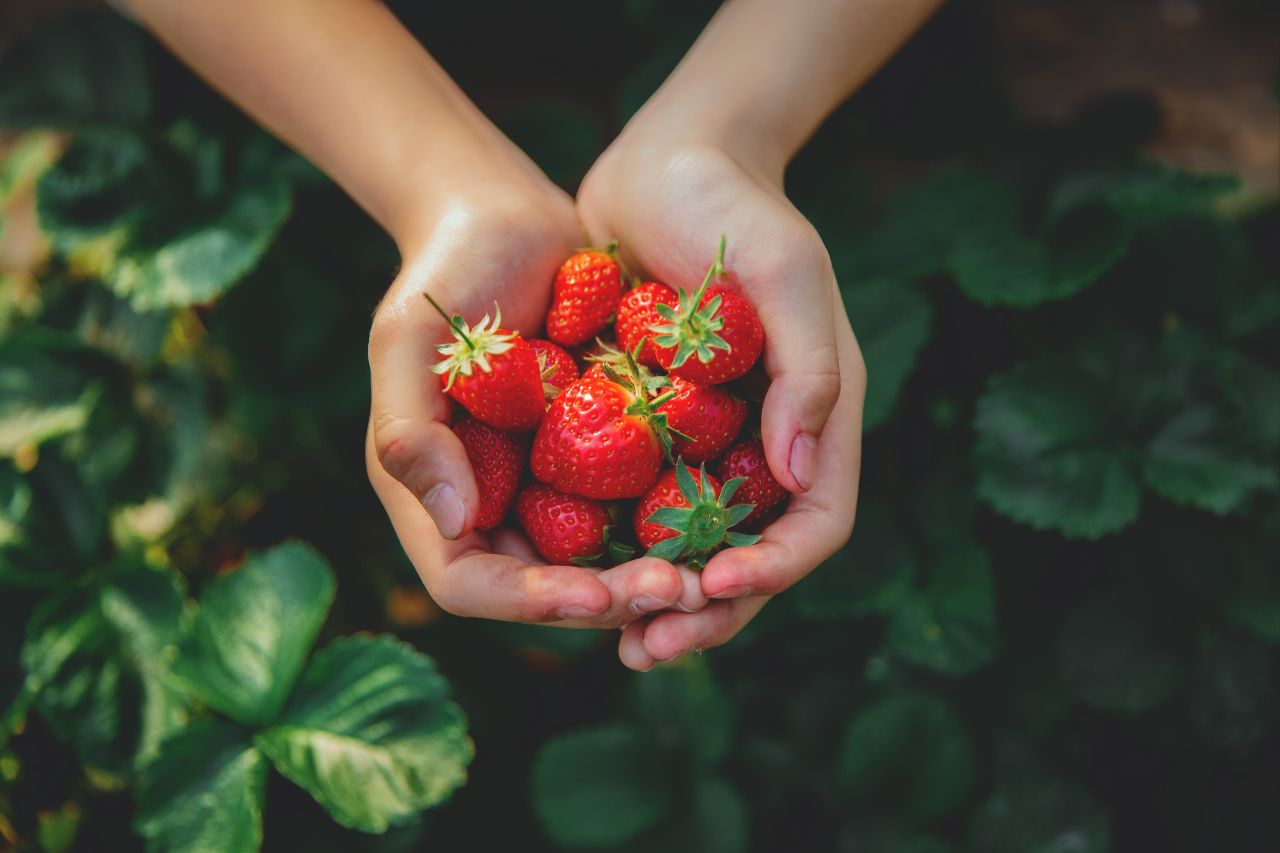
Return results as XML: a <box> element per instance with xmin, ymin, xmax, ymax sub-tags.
<box><xmin>428</xmin><ymin>584</ymin><xmax>472</xmax><ymax>619</ymax></box>
<box><xmin>372</xmin><ymin>415</ymin><xmax>419</xmax><ymax>485</ymax></box>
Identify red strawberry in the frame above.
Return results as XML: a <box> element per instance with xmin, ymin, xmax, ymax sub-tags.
<box><xmin>546</xmin><ymin>247</ymin><xmax>625</xmax><ymax>347</ymax></box>
<box><xmin>634</xmin><ymin>462</ymin><xmax>760</xmax><ymax>567</ymax></box>
<box><xmin>453</xmin><ymin>414</ymin><xmax>524</xmax><ymax>531</ymax></box>
<box><xmin>427</xmin><ymin>296</ymin><xmax>544</xmax><ymax>431</ymax></box>
<box><xmin>650</xmin><ymin>237</ymin><xmax>763</xmax><ymax>385</ymax></box>
<box><xmin>529</xmin><ymin>338</ymin><xmax>579</xmax><ymax>402</ymax></box>
<box><xmin>658</xmin><ymin>377</ymin><xmax>747</xmax><ymax>464</ymax></box>
<box><xmin>617</xmin><ymin>281</ymin><xmax>678</xmax><ymax>367</ymax></box>
<box><xmin>515</xmin><ymin>483</ymin><xmax>632</xmax><ymax>565</ymax></box>
<box><xmin>531</xmin><ymin>359</ymin><xmax>678</xmax><ymax>500</ymax></box>
<box><xmin>716</xmin><ymin>438</ymin><xmax>788</xmax><ymax>530</ymax></box>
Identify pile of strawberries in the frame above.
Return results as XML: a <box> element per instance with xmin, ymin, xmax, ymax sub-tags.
<box><xmin>429</xmin><ymin>237</ymin><xmax>787</xmax><ymax>567</ymax></box>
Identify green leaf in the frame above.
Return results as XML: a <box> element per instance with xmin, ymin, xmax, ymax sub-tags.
<box><xmin>1141</xmin><ymin>403</ymin><xmax>1278</xmax><ymax>514</ymax></box>
<box><xmin>792</xmin><ymin>504</ymin><xmax>916</xmax><ymax>620</ymax></box>
<box><xmin>114</xmin><ymin>168</ymin><xmax>292</xmax><ymax>310</ymax></box>
<box><xmin>1058</xmin><ymin>591</ymin><xmax>1183</xmax><ymax>714</ymax></box>
<box><xmin>840</xmin><ymin>277</ymin><xmax>933</xmax><ymax>430</ymax></box>
<box><xmin>1048</xmin><ymin>160</ymin><xmax>1239</xmax><ymax>226</ymax></box>
<box><xmin>19</xmin><ymin>590</ymin><xmax>139</xmax><ymax>776</ymax></box>
<box><xmin>626</xmin><ymin>776</ymin><xmax>749</xmax><ymax>853</ymax></box>
<box><xmin>842</xmin><ymin>170</ymin><xmax>1011</xmax><ymax>281</ymax></box>
<box><xmin>968</xmin><ymin>776</ymin><xmax>1111</xmax><ymax>853</ymax></box>
<box><xmin>172</xmin><ymin>541</ymin><xmax>335</xmax><ymax>726</ymax></box>
<box><xmin>533</xmin><ymin>723</ymin><xmax>672</xmax><ymax>848</ymax></box>
<box><xmin>629</xmin><ymin>656</ymin><xmax>733</xmax><ymax>767</ymax></box>
<box><xmin>0</xmin><ymin>11</ymin><xmax>150</xmax><ymax>127</ymax></box>
<box><xmin>37</xmin><ymin>126</ymin><xmax>293</xmax><ymax>309</ymax></box>
<box><xmin>134</xmin><ymin>718</ymin><xmax>267</xmax><ymax>853</ymax></box>
<box><xmin>888</xmin><ymin>543</ymin><xmax>998</xmax><ymax>676</ymax></box>
<box><xmin>948</xmin><ymin>198</ymin><xmax>1129</xmax><ymax>307</ymax></box>
<box><xmin>255</xmin><ymin>635</ymin><xmax>472</xmax><ymax>833</ymax></box>
<box><xmin>0</xmin><ymin>337</ymin><xmax>99</xmax><ymax>457</ymax></box>
<box><xmin>838</xmin><ymin>691</ymin><xmax>975</xmax><ymax>823</ymax></box>
<box><xmin>974</xmin><ymin>357</ymin><xmax>1141</xmax><ymax>538</ymax></box>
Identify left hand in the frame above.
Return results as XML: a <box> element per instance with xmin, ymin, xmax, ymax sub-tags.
<box><xmin>578</xmin><ymin>133</ymin><xmax>867</xmax><ymax>670</ymax></box>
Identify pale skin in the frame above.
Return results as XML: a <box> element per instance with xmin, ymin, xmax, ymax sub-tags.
<box><xmin>126</xmin><ymin>0</ymin><xmax>943</xmax><ymax>668</ymax></box>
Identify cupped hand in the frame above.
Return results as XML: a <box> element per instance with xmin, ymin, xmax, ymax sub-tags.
<box><xmin>367</xmin><ymin>183</ymin><xmax>705</xmax><ymax>628</ymax></box>
<box><xmin>578</xmin><ymin>140</ymin><xmax>867</xmax><ymax>669</ymax></box>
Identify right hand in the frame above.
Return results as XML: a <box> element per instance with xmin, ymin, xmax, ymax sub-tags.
<box><xmin>367</xmin><ymin>182</ymin><xmax>706</xmax><ymax>627</ymax></box>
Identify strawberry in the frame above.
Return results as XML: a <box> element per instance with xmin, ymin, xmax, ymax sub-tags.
<box><xmin>427</xmin><ymin>296</ymin><xmax>544</xmax><ymax>431</ymax></box>
<box><xmin>715</xmin><ymin>438</ymin><xmax>788</xmax><ymax>530</ymax></box>
<box><xmin>658</xmin><ymin>376</ymin><xmax>747</xmax><ymax>464</ymax></box>
<box><xmin>452</xmin><ymin>414</ymin><xmax>524</xmax><ymax>531</ymax></box>
<box><xmin>529</xmin><ymin>338</ymin><xmax>579</xmax><ymax>402</ymax></box>
<box><xmin>515</xmin><ymin>482</ymin><xmax>632</xmax><ymax>565</ymax></box>
<box><xmin>546</xmin><ymin>247</ymin><xmax>625</xmax><ymax>347</ymax></box>
<box><xmin>651</xmin><ymin>236</ymin><xmax>763</xmax><ymax>385</ymax></box>
<box><xmin>617</xmin><ymin>281</ymin><xmax>679</xmax><ymax>367</ymax></box>
<box><xmin>634</xmin><ymin>461</ymin><xmax>760</xmax><ymax>567</ymax></box>
<box><xmin>531</xmin><ymin>355</ymin><xmax>679</xmax><ymax>500</ymax></box>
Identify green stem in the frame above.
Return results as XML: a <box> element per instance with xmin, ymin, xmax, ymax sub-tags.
<box><xmin>687</xmin><ymin>235</ymin><xmax>728</xmax><ymax>310</ymax></box>
<box><xmin>422</xmin><ymin>292</ymin><xmax>473</xmax><ymax>348</ymax></box>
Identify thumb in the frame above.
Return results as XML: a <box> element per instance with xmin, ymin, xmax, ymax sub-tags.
<box><xmin>757</xmin><ymin>278</ymin><xmax>841</xmax><ymax>494</ymax></box>
<box><xmin>369</xmin><ymin>304</ymin><xmax>479</xmax><ymax>539</ymax></box>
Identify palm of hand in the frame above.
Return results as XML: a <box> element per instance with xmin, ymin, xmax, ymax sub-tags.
<box><xmin>367</xmin><ymin>188</ymin><xmax>706</xmax><ymax>628</ymax></box>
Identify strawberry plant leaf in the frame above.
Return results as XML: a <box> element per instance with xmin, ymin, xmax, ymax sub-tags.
<box><xmin>888</xmin><ymin>543</ymin><xmax>998</xmax><ymax>676</ymax></box>
<box><xmin>1141</xmin><ymin>403</ymin><xmax>1279</xmax><ymax>514</ymax></box>
<box><xmin>18</xmin><ymin>565</ymin><xmax>187</xmax><ymax>777</ymax></box>
<box><xmin>840</xmin><ymin>277</ymin><xmax>933</xmax><ymax>431</ymax></box>
<box><xmin>1058</xmin><ymin>590</ymin><xmax>1184</xmax><ymax>714</ymax></box>
<box><xmin>255</xmin><ymin>634</ymin><xmax>472</xmax><ymax>833</ymax></box>
<box><xmin>532</xmin><ymin>723</ymin><xmax>672</xmax><ymax>848</ymax></box>
<box><xmin>1047</xmin><ymin>159</ymin><xmax>1239</xmax><ymax>226</ymax></box>
<box><xmin>37</xmin><ymin>126</ymin><xmax>292</xmax><ymax>310</ymax></box>
<box><xmin>973</xmin><ymin>357</ymin><xmax>1141</xmax><ymax>538</ymax></box>
<box><xmin>792</xmin><ymin>504</ymin><xmax>917</xmax><ymax>619</ymax></box>
<box><xmin>134</xmin><ymin>717</ymin><xmax>267</xmax><ymax>853</ymax></box>
<box><xmin>171</xmin><ymin>541</ymin><xmax>335</xmax><ymax>727</ymax></box>
<box><xmin>838</xmin><ymin>691</ymin><xmax>975</xmax><ymax>823</ymax></box>
<box><xmin>0</xmin><ymin>336</ymin><xmax>99</xmax><ymax>457</ymax></box>
<box><xmin>0</xmin><ymin>11</ymin><xmax>150</xmax><ymax>128</ymax></box>
<box><xmin>628</xmin><ymin>656</ymin><xmax>733</xmax><ymax>768</ymax></box>
<box><xmin>968</xmin><ymin>775</ymin><xmax>1110</xmax><ymax>853</ymax></box>
<box><xmin>623</xmin><ymin>776</ymin><xmax>749</xmax><ymax>853</ymax></box>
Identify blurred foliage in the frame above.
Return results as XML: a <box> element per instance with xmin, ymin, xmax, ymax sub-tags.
<box><xmin>2</xmin><ymin>2</ymin><xmax>1278</xmax><ymax>852</ymax></box>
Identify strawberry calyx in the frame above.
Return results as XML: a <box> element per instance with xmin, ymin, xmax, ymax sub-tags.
<box><xmin>424</xmin><ymin>293</ymin><xmax>519</xmax><ymax>391</ymax></box>
<box><xmin>650</xmin><ymin>235</ymin><xmax>732</xmax><ymax>369</ymax></box>
<box><xmin>535</xmin><ymin>349</ymin><xmax>565</xmax><ymax>400</ymax></box>
<box><xmin>594</xmin><ymin>342</ymin><xmax>688</xmax><ymax>462</ymax></box>
<box><xmin>644</xmin><ymin>461</ymin><xmax>761</xmax><ymax>568</ymax></box>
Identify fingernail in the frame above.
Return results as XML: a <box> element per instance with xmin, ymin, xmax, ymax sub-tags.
<box><xmin>631</xmin><ymin>594</ymin><xmax>670</xmax><ymax>614</ymax></box>
<box><xmin>711</xmin><ymin>585</ymin><xmax>751</xmax><ymax>599</ymax></box>
<box><xmin>790</xmin><ymin>433</ymin><xmax>818</xmax><ymax>491</ymax></box>
<box><xmin>423</xmin><ymin>483</ymin><xmax>464</xmax><ymax>539</ymax></box>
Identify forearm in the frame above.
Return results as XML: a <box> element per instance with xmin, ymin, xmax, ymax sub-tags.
<box><xmin>125</xmin><ymin>0</ymin><xmax>551</xmax><ymax>252</ymax></box>
<box><xmin>633</xmin><ymin>0</ymin><xmax>944</xmax><ymax>178</ymax></box>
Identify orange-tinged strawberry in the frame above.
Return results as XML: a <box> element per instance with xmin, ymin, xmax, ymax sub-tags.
<box><xmin>633</xmin><ymin>461</ymin><xmax>760</xmax><ymax>567</ymax></box>
<box><xmin>427</xmin><ymin>296</ymin><xmax>544</xmax><ymax>431</ymax></box>
<box><xmin>715</xmin><ymin>438</ymin><xmax>787</xmax><ymax>530</ymax></box>
<box><xmin>657</xmin><ymin>376</ymin><xmax>747</xmax><ymax>464</ymax></box>
<box><xmin>650</xmin><ymin>236</ymin><xmax>763</xmax><ymax>385</ymax></box>
<box><xmin>515</xmin><ymin>482</ymin><xmax>632</xmax><ymax>565</ymax></box>
<box><xmin>617</xmin><ymin>281</ymin><xmax>678</xmax><ymax>367</ymax></box>
<box><xmin>529</xmin><ymin>338</ymin><xmax>579</xmax><ymax>402</ymax></box>
<box><xmin>452</xmin><ymin>414</ymin><xmax>524</xmax><ymax>530</ymax></box>
<box><xmin>546</xmin><ymin>247</ymin><xmax>625</xmax><ymax>347</ymax></box>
